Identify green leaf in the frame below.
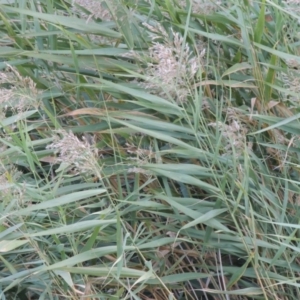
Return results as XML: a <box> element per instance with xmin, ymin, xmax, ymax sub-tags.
<box><xmin>157</xmin><ymin>194</ymin><xmax>230</xmax><ymax>232</ymax></box>
<box><xmin>0</xmin><ymin>110</ymin><xmax>37</xmax><ymax>127</ymax></box>
<box><xmin>12</xmin><ymin>189</ymin><xmax>106</xmax><ymax>216</ymax></box>
<box><xmin>0</xmin><ymin>240</ymin><xmax>29</xmax><ymax>252</ymax></box>
<box><xmin>148</xmin><ymin>272</ymin><xmax>210</xmax><ymax>284</ymax></box>
<box><xmin>249</xmin><ymin>113</ymin><xmax>300</xmax><ymax>135</ymax></box>
<box><xmin>227</xmin><ymin>254</ymin><xmax>253</xmax><ymax>289</ymax></box>
<box><xmin>28</xmin><ymin>220</ymin><xmax>115</xmax><ymax>237</ymax></box>
<box><xmin>181</xmin><ymin>208</ymin><xmax>228</xmax><ymax>230</ymax></box>
<box><xmin>221</xmin><ymin>62</ymin><xmax>252</xmax><ymax>78</ymax></box>
<box><xmin>264</xmin><ymin>54</ymin><xmax>278</xmax><ymax>103</ymax></box>
<box><xmin>53</xmin><ymin>270</ymin><xmax>74</xmax><ymax>289</ymax></box>
<box><xmin>151</xmin><ymin>168</ymin><xmax>220</xmax><ymax>193</ymax></box>
<box><xmin>254</xmin><ymin>0</ymin><xmax>266</xmax><ymax>44</ymax></box>
<box><xmin>104</xmin><ymin>0</ymin><xmax>134</xmax><ymax>49</ymax></box>
<box><xmin>2</xmin><ymin>6</ymin><xmax>121</xmax><ymax>37</ymax></box>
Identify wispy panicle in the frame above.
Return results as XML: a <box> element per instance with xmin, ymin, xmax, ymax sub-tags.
<box><xmin>141</xmin><ymin>26</ymin><xmax>205</xmax><ymax>103</ymax></box>
<box><xmin>178</xmin><ymin>0</ymin><xmax>222</xmax><ymax>15</ymax></box>
<box><xmin>0</xmin><ymin>65</ymin><xmax>41</xmax><ymax>113</ymax></box>
<box><xmin>282</xmin><ymin>59</ymin><xmax>300</xmax><ymax>101</ymax></box>
<box><xmin>0</xmin><ymin>163</ymin><xmax>23</xmax><ymax>198</ymax></box>
<box><xmin>72</xmin><ymin>0</ymin><xmax>111</xmax><ymax>21</ymax></box>
<box><xmin>46</xmin><ymin>130</ymin><xmax>100</xmax><ymax>177</ymax></box>
<box><xmin>284</xmin><ymin>0</ymin><xmax>300</xmax><ymax>12</ymax></box>
<box><xmin>208</xmin><ymin>119</ymin><xmax>250</xmax><ymax>157</ymax></box>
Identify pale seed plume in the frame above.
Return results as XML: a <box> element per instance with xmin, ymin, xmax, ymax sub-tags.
<box><xmin>141</xmin><ymin>25</ymin><xmax>205</xmax><ymax>103</ymax></box>
<box><xmin>46</xmin><ymin>130</ymin><xmax>100</xmax><ymax>177</ymax></box>
<box><xmin>0</xmin><ymin>65</ymin><xmax>41</xmax><ymax>113</ymax></box>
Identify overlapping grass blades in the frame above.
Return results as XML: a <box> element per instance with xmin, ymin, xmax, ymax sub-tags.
<box><xmin>1</xmin><ymin>0</ymin><xmax>300</xmax><ymax>299</ymax></box>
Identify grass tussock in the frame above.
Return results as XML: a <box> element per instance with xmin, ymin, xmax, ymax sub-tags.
<box><xmin>1</xmin><ymin>0</ymin><xmax>300</xmax><ymax>299</ymax></box>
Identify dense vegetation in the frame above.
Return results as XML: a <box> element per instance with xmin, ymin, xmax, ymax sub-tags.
<box><xmin>1</xmin><ymin>0</ymin><xmax>300</xmax><ymax>299</ymax></box>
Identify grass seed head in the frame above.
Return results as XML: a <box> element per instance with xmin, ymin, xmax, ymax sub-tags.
<box><xmin>0</xmin><ymin>65</ymin><xmax>41</xmax><ymax>113</ymax></box>
<box><xmin>142</xmin><ymin>27</ymin><xmax>204</xmax><ymax>103</ymax></box>
<box><xmin>46</xmin><ymin>130</ymin><xmax>100</xmax><ymax>176</ymax></box>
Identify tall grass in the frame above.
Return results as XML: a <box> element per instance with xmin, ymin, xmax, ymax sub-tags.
<box><xmin>1</xmin><ymin>0</ymin><xmax>300</xmax><ymax>299</ymax></box>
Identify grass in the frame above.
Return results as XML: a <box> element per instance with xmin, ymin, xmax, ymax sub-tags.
<box><xmin>1</xmin><ymin>0</ymin><xmax>300</xmax><ymax>299</ymax></box>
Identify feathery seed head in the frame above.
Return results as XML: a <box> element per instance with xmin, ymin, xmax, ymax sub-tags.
<box><xmin>142</xmin><ymin>27</ymin><xmax>205</xmax><ymax>103</ymax></box>
<box><xmin>46</xmin><ymin>130</ymin><xmax>99</xmax><ymax>176</ymax></box>
<box><xmin>72</xmin><ymin>0</ymin><xmax>111</xmax><ymax>21</ymax></box>
<box><xmin>0</xmin><ymin>65</ymin><xmax>41</xmax><ymax>113</ymax></box>
<box><xmin>178</xmin><ymin>0</ymin><xmax>222</xmax><ymax>15</ymax></box>
<box><xmin>209</xmin><ymin>120</ymin><xmax>249</xmax><ymax>156</ymax></box>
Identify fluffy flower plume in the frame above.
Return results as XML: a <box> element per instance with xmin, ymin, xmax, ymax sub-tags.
<box><xmin>178</xmin><ymin>0</ymin><xmax>222</xmax><ymax>15</ymax></box>
<box><xmin>0</xmin><ymin>163</ymin><xmax>23</xmax><ymax>198</ymax></box>
<box><xmin>141</xmin><ymin>25</ymin><xmax>205</xmax><ymax>103</ymax></box>
<box><xmin>126</xmin><ymin>143</ymin><xmax>155</xmax><ymax>176</ymax></box>
<box><xmin>281</xmin><ymin>59</ymin><xmax>300</xmax><ymax>102</ymax></box>
<box><xmin>46</xmin><ymin>130</ymin><xmax>100</xmax><ymax>176</ymax></box>
<box><xmin>209</xmin><ymin>118</ymin><xmax>249</xmax><ymax>157</ymax></box>
<box><xmin>72</xmin><ymin>0</ymin><xmax>111</xmax><ymax>21</ymax></box>
<box><xmin>0</xmin><ymin>65</ymin><xmax>41</xmax><ymax>113</ymax></box>
<box><xmin>71</xmin><ymin>0</ymin><xmax>118</xmax><ymax>45</ymax></box>
<box><xmin>284</xmin><ymin>0</ymin><xmax>300</xmax><ymax>6</ymax></box>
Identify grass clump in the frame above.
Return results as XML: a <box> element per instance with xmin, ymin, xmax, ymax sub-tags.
<box><xmin>1</xmin><ymin>0</ymin><xmax>300</xmax><ymax>299</ymax></box>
